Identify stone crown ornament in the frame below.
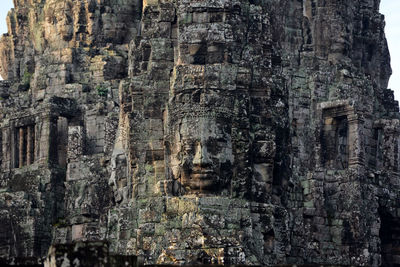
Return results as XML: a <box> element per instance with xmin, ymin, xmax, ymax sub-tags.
<box><xmin>168</xmin><ymin>104</ymin><xmax>234</xmax><ymax>120</ymax></box>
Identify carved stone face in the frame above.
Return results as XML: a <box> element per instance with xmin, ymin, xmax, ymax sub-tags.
<box><xmin>169</xmin><ymin>116</ymin><xmax>233</xmax><ymax>195</ymax></box>
<box><xmin>44</xmin><ymin>1</ymin><xmax>74</xmax><ymax>43</ymax></box>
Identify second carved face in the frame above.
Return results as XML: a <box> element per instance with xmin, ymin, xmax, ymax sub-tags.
<box><xmin>168</xmin><ymin>116</ymin><xmax>233</xmax><ymax>195</ymax></box>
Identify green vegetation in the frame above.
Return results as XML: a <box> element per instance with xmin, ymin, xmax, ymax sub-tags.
<box><xmin>96</xmin><ymin>85</ymin><xmax>108</xmax><ymax>97</ymax></box>
<box><xmin>22</xmin><ymin>71</ymin><xmax>32</xmax><ymax>86</ymax></box>
<box><xmin>52</xmin><ymin>218</ymin><xmax>68</xmax><ymax>228</ymax></box>
<box><xmin>19</xmin><ymin>69</ymin><xmax>33</xmax><ymax>91</ymax></box>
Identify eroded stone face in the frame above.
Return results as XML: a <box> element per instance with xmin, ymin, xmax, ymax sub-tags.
<box><xmin>169</xmin><ymin>116</ymin><xmax>233</xmax><ymax>195</ymax></box>
<box><xmin>0</xmin><ymin>0</ymin><xmax>399</xmax><ymax>265</ymax></box>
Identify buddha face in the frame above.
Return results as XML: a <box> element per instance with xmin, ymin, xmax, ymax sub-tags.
<box><xmin>169</xmin><ymin>116</ymin><xmax>233</xmax><ymax>195</ymax></box>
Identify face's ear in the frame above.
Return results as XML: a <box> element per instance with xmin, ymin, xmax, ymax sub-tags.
<box><xmin>172</xmin><ymin>179</ymin><xmax>181</xmax><ymax>196</ymax></box>
<box><xmin>181</xmin><ymin>159</ymin><xmax>192</xmax><ymax>170</ymax></box>
<box><xmin>164</xmin><ymin>140</ymin><xmax>171</xmax><ymax>154</ymax></box>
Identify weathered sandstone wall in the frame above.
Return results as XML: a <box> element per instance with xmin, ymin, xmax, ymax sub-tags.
<box><xmin>0</xmin><ymin>0</ymin><xmax>399</xmax><ymax>266</ymax></box>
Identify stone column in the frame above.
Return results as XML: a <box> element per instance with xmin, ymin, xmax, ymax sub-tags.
<box><xmin>383</xmin><ymin>120</ymin><xmax>400</xmax><ymax>173</ymax></box>
<box><xmin>19</xmin><ymin>127</ymin><xmax>24</xmax><ymax>168</ymax></box>
<box><xmin>347</xmin><ymin>114</ymin><xmax>364</xmax><ymax>168</ymax></box>
<box><xmin>38</xmin><ymin>114</ymin><xmax>58</xmax><ymax>165</ymax></box>
<box><xmin>66</xmin><ymin>126</ymin><xmax>84</xmax><ymax>181</ymax></box>
<box><xmin>27</xmin><ymin>126</ymin><xmax>33</xmax><ymax>165</ymax></box>
<box><xmin>1</xmin><ymin>127</ymin><xmax>12</xmax><ymax>170</ymax></box>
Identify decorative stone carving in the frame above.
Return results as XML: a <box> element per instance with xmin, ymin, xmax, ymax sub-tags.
<box><xmin>167</xmin><ymin>111</ymin><xmax>234</xmax><ymax>195</ymax></box>
<box><xmin>0</xmin><ymin>0</ymin><xmax>399</xmax><ymax>266</ymax></box>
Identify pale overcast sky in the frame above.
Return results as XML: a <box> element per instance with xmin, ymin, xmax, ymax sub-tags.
<box><xmin>381</xmin><ymin>0</ymin><xmax>400</xmax><ymax>101</ymax></box>
<box><xmin>0</xmin><ymin>0</ymin><xmax>398</xmax><ymax>101</ymax></box>
<box><xmin>0</xmin><ymin>1</ymin><xmax>13</xmax><ymax>36</ymax></box>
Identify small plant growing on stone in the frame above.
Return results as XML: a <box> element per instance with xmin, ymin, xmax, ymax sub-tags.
<box><xmin>19</xmin><ymin>69</ymin><xmax>32</xmax><ymax>91</ymax></box>
<box><xmin>22</xmin><ymin>71</ymin><xmax>32</xmax><ymax>85</ymax></box>
<box><xmin>52</xmin><ymin>218</ymin><xmax>68</xmax><ymax>228</ymax></box>
<box><xmin>96</xmin><ymin>85</ymin><xmax>108</xmax><ymax>97</ymax></box>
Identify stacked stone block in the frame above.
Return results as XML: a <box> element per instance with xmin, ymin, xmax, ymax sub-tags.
<box><xmin>0</xmin><ymin>0</ymin><xmax>398</xmax><ymax>266</ymax></box>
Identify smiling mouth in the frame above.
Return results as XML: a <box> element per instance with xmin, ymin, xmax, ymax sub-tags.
<box><xmin>180</xmin><ymin>168</ymin><xmax>221</xmax><ymax>192</ymax></box>
<box><xmin>191</xmin><ymin>169</ymin><xmax>215</xmax><ymax>178</ymax></box>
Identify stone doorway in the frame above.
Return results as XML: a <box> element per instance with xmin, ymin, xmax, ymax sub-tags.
<box><xmin>380</xmin><ymin>210</ymin><xmax>400</xmax><ymax>266</ymax></box>
<box><xmin>321</xmin><ymin>115</ymin><xmax>349</xmax><ymax>169</ymax></box>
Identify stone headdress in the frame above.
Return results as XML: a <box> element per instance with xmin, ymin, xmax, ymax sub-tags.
<box><xmin>164</xmin><ymin>89</ymin><xmax>237</xmax><ymax>138</ymax></box>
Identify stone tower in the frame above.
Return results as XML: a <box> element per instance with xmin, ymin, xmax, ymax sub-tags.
<box><xmin>0</xmin><ymin>0</ymin><xmax>398</xmax><ymax>266</ymax></box>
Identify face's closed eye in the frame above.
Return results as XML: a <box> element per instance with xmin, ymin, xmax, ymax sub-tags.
<box><xmin>182</xmin><ymin>140</ymin><xmax>195</xmax><ymax>154</ymax></box>
<box><xmin>204</xmin><ymin>137</ymin><xmax>230</xmax><ymax>155</ymax></box>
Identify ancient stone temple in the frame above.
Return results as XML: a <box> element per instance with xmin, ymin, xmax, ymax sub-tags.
<box><xmin>0</xmin><ymin>0</ymin><xmax>399</xmax><ymax>266</ymax></box>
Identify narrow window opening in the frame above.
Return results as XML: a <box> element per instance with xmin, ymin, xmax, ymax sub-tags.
<box><xmin>380</xmin><ymin>210</ymin><xmax>400</xmax><ymax>266</ymax></box>
<box><xmin>57</xmin><ymin>117</ymin><xmax>69</xmax><ymax>168</ymax></box>
<box><xmin>322</xmin><ymin>115</ymin><xmax>349</xmax><ymax>169</ymax></box>
<box><xmin>335</xmin><ymin>116</ymin><xmax>349</xmax><ymax>169</ymax></box>
<box><xmin>14</xmin><ymin>125</ymin><xmax>35</xmax><ymax>168</ymax></box>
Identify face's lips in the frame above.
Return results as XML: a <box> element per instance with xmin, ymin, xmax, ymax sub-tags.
<box><xmin>191</xmin><ymin>169</ymin><xmax>214</xmax><ymax>175</ymax></box>
<box><xmin>190</xmin><ymin>167</ymin><xmax>216</xmax><ymax>179</ymax></box>
<box><xmin>191</xmin><ymin>174</ymin><xmax>215</xmax><ymax>182</ymax></box>
<box><xmin>181</xmin><ymin>167</ymin><xmax>216</xmax><ymax>186</ymax></box>
<box><xmin>185</xmin><ymin>176</ymin><xmax>216</xmax><ymax>191</ymax></box>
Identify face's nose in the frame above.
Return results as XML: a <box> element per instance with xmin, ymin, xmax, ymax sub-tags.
<box><xmin>192</xmin><ymin>142</ymin><xmax>211</xmax><ymax>166</ymax></box>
